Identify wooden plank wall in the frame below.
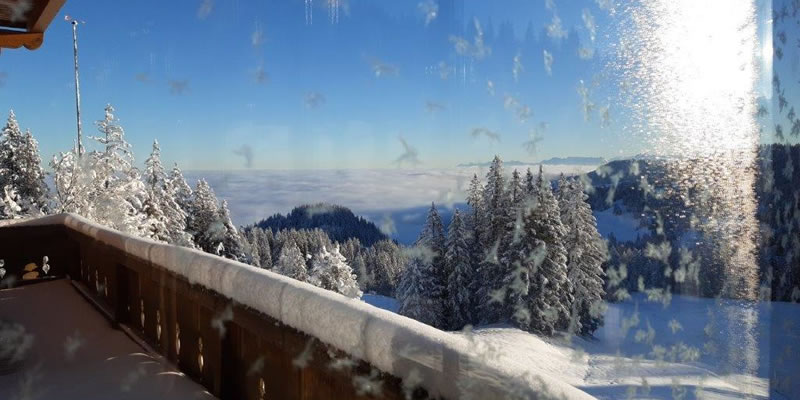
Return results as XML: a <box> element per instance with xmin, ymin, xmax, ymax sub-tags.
<box><xmin>0</xmin><ymin>224</ymin><xmax>426</xmax><ymax>400</ymax></box>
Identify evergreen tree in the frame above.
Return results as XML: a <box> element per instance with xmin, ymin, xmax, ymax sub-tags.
<box><xmin>141</xmin><ymin>190</ymin><xmax>170</xmax><ymax>242</ymax></box>
<box><xmin>558</xmin><ymin>177</ymin><xmax>607</xmax><ymax>335</ymax></box>
<box><xmin>524</xmin><ymin>167</ymin><xmax>536</xmax><ymax>196</ymax></box>
<box><xmin>53</xmin><ymin>105</ymin><xmax>148</xmax><ymax>236</ymax></box>
<box><xmin>275</xmin><ymin>241</ymin><xmax>309</xmax><ymax>282</ymax></box>
<box><xmin>498</xmin><ymin>167</ymin><xmax>540</xmax><ymax>328</ymax></box>
<box><xmin>415</xmin><ymin>203</ymin><xmax>448</xmax><ymax>319</ymax></box>
<box><xmin>188</xmin><ymin>179</ymin><xmax>225</xmax><ymax>253</ymax></box>
<box><xmin>168</xmin><ymin>163</ymin><xmax>194</xmax><ymax>216</ymax></box>
<box><xmin>1</xmin><ymin>186</ymin><xmax>23</xmax><ymax>218</ymax></box>
<box><xmin>397</xmin><ymin>249</ymin><xmax>444</xmax><ymax>328</ymax></box>
<box><xmin>482</xmin><ymin>156</ymin><xmax>511</xmax><ymax>248</ymax></box>
<box><xmin>351</xmin><ymin>252</ymin><xmax>368</xmax><ymax>289</ymax></box>
<box><xmin>309</xmin><ymin>245</ymin><xmax>362</xmax><ymax>298</ymax></box>
<box><xmin>366</xmin><ymin>239</ymin><xmax>406</xmax><ymax>295</ymax></box>
<box><xmin>0</xmin><ymin>111</ymin><xmax>49</xmax><ymax>216</ymax></box>
<box><xmin>523</xmin><ymin>166</ymin><xmax>572</xmax><ymax>334</ymax></box>
<box><xmin>51</xmin><ymin>147</ymin><xmax>88</xmax><ymax>216</ymax></box>
<box><xmin>465</xmin><ymin>173</ymin><xmax>486</xmax><ymax>321</ymax></box>
<box><xmin>416</xmin><ymin>203</ymin><xmax>447</xmax><ymax>284</ymax></box>
<box><xmin>255</xmin><ymin>228</ymin><xmax>273</xmax><ymax>268</ymax></box>
<box><xmin>501</xmin><ymin>205</ymin><xmax>546</xmax><ymax>330</ymax></box>
<box><xmin>476</xmin><ymin>156</ymin><xmax>512</xmax><ymax>323</ymax></box>
<box><xmin>445</xmin><ymin>209</ymin><xmax>474</xmax><ymax>330</ymax></box>
<box><xmin>144</xmin><ymin>140</ymin><xmax>193</xmax><ymax>245</ymax></box>
<box><xmin>246</xmin><ymin>229</ymin><xmax>262</xmax><ymax>267</ymax></box>
<box><xmin>93</xmin><ymin>105</ymin><xmax>149</xmax><ymax>235</ymax></box>
<box><xmin>218</xmin><ymin>200</ymin><xmax>246</xmax><ymax>261</ymax></box>
<box><xmin>507</xmin><ymin>169</ymin><xmax>524</xmax><ymax>205</ymax></box>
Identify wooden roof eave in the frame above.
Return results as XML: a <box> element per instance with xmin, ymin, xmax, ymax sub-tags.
<box><xmin>0</xmin><ymin>0</ymin><xmax>65</xmax><ymax>50</ymax></box>
<box><xmin>0</xmin><ymin>29</ymin><xmax>44</xmax><ymax>50</ymax></box>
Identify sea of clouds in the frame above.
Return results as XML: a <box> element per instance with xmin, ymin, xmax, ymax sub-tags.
<box><xmin>185</xmin><ymin>164</ymin><xmax>598</xmax><ymax>243</ymax></box>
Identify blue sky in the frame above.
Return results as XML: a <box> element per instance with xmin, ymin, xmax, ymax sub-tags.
<box><xmin>0</xmin><ymin>0</ymin><xmax>635</xmax><ymax>170</ymax></box>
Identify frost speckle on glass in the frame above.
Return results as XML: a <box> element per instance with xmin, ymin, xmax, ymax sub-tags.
<box><xmin>1</xmin><ymin>0</ymin><xmax>798</xmax><ymax>398</ymax></box>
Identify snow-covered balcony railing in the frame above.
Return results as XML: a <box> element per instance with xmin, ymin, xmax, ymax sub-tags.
<box><xmin>0</xmin><ymin>213</ymin><xmax>592</xmax><ymax>400</ymax></box>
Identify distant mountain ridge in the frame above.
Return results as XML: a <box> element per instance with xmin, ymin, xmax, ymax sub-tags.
<box><xmin>457</xmin><ymin>160</ymin><xmax>531</xmax><ymax>167</ymax></box>
<box><xmin>254</xmin><ymin>203</ymin><xmax>389</xmax><ymax>247</ymax></box>
<box><xmin>540</xmin><ymin>156</ymin><xmax>607</xmax><ymax>165</ymax></box>
<box><xmin>458</xmin><ymin>156</ymin><xmax>606</xmax><ymax>168</ymax></box>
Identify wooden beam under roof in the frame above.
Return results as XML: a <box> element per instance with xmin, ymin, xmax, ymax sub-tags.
<box><xmin>0</xmin><ymin>28</ymin><xmax>43</xmax><ymax>50</ymax></box>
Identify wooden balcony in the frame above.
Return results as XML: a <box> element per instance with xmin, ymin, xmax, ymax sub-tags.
<box><xmin>0</xmin><ymin>214</ymin><xmax>589</xmax><ymax>400</ymax></box>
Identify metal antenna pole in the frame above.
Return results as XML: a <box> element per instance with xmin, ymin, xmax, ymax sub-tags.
<box><xmin>67</xmin><ymin>17</ymin><xmax>84</xmax><ymax>156</ymax></box>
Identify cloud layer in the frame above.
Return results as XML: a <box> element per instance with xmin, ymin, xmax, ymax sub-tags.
<box><xmin>185</xmin><ymin>165</ymin><xmax>598</xmax><ymax>227</ymax></box>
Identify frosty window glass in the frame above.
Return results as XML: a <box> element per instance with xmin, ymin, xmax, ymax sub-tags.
<box><xmin>0</xmin><ymin>0</ymin><xmax>798</xmax><ymax>399</ymax></box>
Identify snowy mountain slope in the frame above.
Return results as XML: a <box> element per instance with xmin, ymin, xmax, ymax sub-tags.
<box><xmin>592</xmin><ymin>201</ymin><xmax>648</xmax><ymax>242</ymax></box>
<box><xmin>364</xmin><ymin>293</ymin><xmax>800</xmax><ymax>400</ymax></box>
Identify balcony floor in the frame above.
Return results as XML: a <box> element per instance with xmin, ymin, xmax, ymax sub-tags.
<box><xmin>0</xmin><ymin>279</ymin><xmax>216</xmax><ymax>400</ymax></box>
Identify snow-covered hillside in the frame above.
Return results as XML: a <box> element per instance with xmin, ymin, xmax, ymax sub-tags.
<box><xmin>592</xmin><ymin>201</ymin><xmax>648</xmax><ymax>242</ymax></box>
<box><xmin>364</xmin><ymin>293</ymin><xmax>800</xmax><ymax>399</ymax></box>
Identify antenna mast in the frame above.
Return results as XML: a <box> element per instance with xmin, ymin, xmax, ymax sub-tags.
<box><xmin>65</xmin><ymin>15</ymin><xmax>85</xmax><ymax>156</ymax></box>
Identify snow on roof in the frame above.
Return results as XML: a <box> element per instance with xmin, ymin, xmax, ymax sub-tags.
<box><xmin>14</xmin><ymin>213</ymin><xmax>593</xmax><ymax>399</ymax></box>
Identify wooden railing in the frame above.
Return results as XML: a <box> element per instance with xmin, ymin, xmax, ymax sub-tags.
<box><xmin>0</xmin><ymin>214</ymin><xmax>590</xmax><ymax>400</ymax></box>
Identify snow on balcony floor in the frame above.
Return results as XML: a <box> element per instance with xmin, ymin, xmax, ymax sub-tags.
<box><xmin>0</xmin><ymin>279</ymin><xmax>216</xmax><ymax>400</ymax></box>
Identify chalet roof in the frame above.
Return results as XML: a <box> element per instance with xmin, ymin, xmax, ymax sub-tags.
<box><xmin>0</xmin><ymin>0</ymin><xmax>65</xmax><ymax>50</ymax></box>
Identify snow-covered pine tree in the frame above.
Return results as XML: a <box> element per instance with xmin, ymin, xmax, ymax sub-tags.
<box><xmin>188</xmin><ymin>179</ymin><xmax>225</xmax><ymax>253</ymax></box>
<box><xmin>141</xmin><ymin>190</ymin><xmax>170</xmax><ymax>242</ymax></box>
<box><xmin>482</xmin><ymin>156</ymin><xmax>511</xmax><ymax>248</ymax></box>
<box><xmin>501</xmin><ymin>201</ymin><xmax>546</xmax><ymax>330</ymax></box>
<box><xmin>366</xmin><ymin>239</ymin><xmax>406</xmax><ymax>295</ymax></box>
<box><xmin>351</xmin><ymin>252</ymin><xmax>368</xmax><ymax>290</ymax></box>
<box><xmin>446</xmin><ymin>208</ymin><xmax>474</xmax><ymax>330</ymax></box>
<box><xmin>274</xmin><ymin>240</ymin><xmax>309</xmax><ymax>282</ymax></box>
<box><xmin>465</xmin><ymin>173</ymin><xmax>486</xmax><ymax>247</ymax></box>
<box><xmin>558</xmin><ymin>177</ymin><xmax>607</xmax><ymax>335</ymax></box>
<box><xmin>464</xmin><ymin>173</ymin><xmax>486</xmax><ymax>321</ymax></box>
<box><xmin>243</xmin><ymin>228</ymin><xmax>262</xmax><ymax>267</ymax></box>
<box><xmin>309</xmin><ymin>245</ymin><xmax>362</xmax><ymax>298</ymax></box>
<box><xmin>556</xmin><ymin>173</ymin><xmax>569</xmax><ymax>204</ymax></box>
<box><xmin>397</xmin><ymin>249</ymin><xmax>445</xmax><ymax>328</ymax></box>
<box><xmin>77</xmin><ymin>105</ymin><xmax>149</xmax><ymax>236</ymax></box>
<box><xmin>497</xmin><ymin>167</ymin><xmax>539</xmax><ymax>328</ymax></box>
<box><xmin>508</xmin><ymin>169</ymin><xmax>524</xmax><ymax>205</ymax></box>
<box><xmin>218</xmin><ymin>199</ymin><xmax>247</xmax><ymax>261</ymax></box>
<box><xmin>51</xmin><ymin>147</ymin><xmax>88</xmax><ymax>215</ymax></box>
<box><xmin>416</xmin><ymin>203</ymin><xmax>447</xmax><ymax>270</ymax></box>
<box><xmin>415</xmin><ymin>203</ymin><xmax>448</xmax><ymax>320</ymax></box>
<box><xmin>1</xmin><ymin>186</ymin><xmax>23</xmax><ymax>218</ymax></box>
<box><xmin>255</xmin><ymin>227</ymin><xmax>273</xmax><ymax>268</ymax></box>
<box><xmin>0</xmin><ymin>111</ymin><xmax>49</xmax><ymax>216</ymax></box>
<box><xmin>144</xmin><ymin>140</ymin><xmax>194</xmax><ymax>245</ymax></box>
<box><xmin>475</xmin><ymin>156</ymin><xmax>513</xmax><ymax>324</ymax></box>
<box><xmin>168</xmin><ymin>163</ymin><xmax>194</xmax><ymax>216</ymax></box>
<box><xmin>524</xmin><ymin>167</ymin><xmax>536</xmax><ymax>196</ymax></box>
<box><xmin>523</xmin><ymin>166</ymin><xmax>573</xmax><ymax>334</ymax></box>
